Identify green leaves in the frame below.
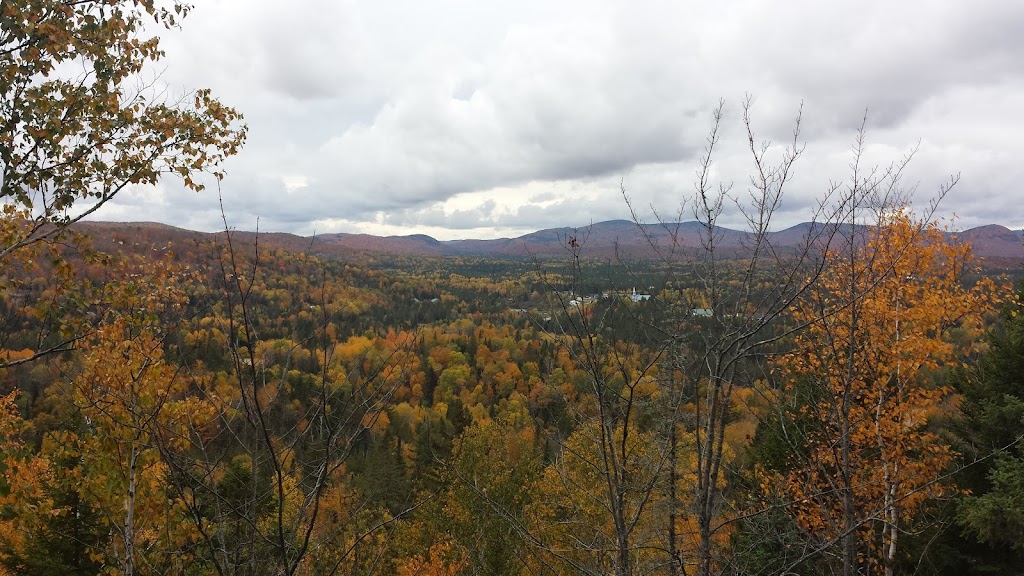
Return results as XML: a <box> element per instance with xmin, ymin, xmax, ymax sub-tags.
<box><xmin>959</xmin><ymin>453</ymin><xmax>1024</xmax><ymax>551</ymax></box>
<box><xmin>954</xmin><ymin>284</ymin><xmax>1024</xmax><ymax>565</ymax></box>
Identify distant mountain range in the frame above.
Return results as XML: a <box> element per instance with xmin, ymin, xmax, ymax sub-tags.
<box><xmin>75</xmin><ymin>220</ymin><xmax>1024</xmax><ymax>264</ymax></box>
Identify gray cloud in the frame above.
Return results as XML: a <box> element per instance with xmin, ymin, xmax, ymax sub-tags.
<box><xmin>90</xmin><ymin>0</ymin><xmax>1024</xmax><ymax>239</ymax></box>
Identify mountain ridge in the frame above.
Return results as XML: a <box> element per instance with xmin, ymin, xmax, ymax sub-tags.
<box><xmin>74</xmin><ymin>220</ymin><xmax>1024</xmax><ymax>262</ymax></box>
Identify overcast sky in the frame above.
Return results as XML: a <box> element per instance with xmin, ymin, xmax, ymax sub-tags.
<box><xmin>95</xmin><ymin>0</ymin><xmax>1024</xmax><ymax>240</ymax></box>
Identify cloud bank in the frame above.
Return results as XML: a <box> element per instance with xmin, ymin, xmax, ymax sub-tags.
<box><xmin>97</xmin><ymin>0</ymin><xmax>1024</xmax><ymax>239</ymax></box>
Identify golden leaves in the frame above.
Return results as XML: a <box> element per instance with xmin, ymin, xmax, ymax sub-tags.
<box><xmin>396</xmin><ymin>540</ymin><xmax>468</xmax><ymax>576</ymax></box>
<box><xmin>775</xmin><ymin>211</ymin><xmax>1001</xmax><ymax>569</ymax></box>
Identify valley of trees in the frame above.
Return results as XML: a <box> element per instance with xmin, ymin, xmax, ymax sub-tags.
<box><xmin>3</xmin><ymin>207</ymin><xmax>1023</xmax><ymax>576</ymax></box>
<box><xmin>3</xmin><ymin>2</ymin><xmax>1024</xmax><ymax>575</ymax></box>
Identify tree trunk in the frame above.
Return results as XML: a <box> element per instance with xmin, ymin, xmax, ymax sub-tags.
<box><xmin>669</xmin><ymin>423</ymin><xmax>678</xmax><ymax>576</ymax></box>
<box><xmin>841</xmin><ymin>406</ymin><xmax>857</xmax><ymax>576</ymax></box>
<box><xmin>124</xmin><ymin>444</ymin><xmax>138</xmax><ymax>576</ymax></box>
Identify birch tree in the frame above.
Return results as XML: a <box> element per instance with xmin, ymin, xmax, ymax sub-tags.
<box><xmin>772</xmin><ymin>212</ymin><xmax>998</xmax><ymax>576</ymax></box>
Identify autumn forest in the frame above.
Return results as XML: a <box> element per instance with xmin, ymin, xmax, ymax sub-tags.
<box><xmin>3</xmin><ymin>2</ymin><xmax>1024</xmax><ymax>576</ymax></box>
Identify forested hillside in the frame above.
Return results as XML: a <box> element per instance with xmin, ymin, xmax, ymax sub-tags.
<box><xmin>2</xmin><ymin>212</ymin><xmax>1023</xmax><ymax>575</ymax></box>
<box><xmin>4</xmin><ymin>2</ymin><xmax>1024</xmax><ymax>575</ymax></box>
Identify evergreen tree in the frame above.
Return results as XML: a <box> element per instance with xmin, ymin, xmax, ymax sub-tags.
<box><xmin>953</xmin><ymin>285</ymin><xmax>1024</xmax><ymax>572</ymax></box>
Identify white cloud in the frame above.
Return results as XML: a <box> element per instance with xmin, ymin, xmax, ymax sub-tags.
<box><xmin>92</xmin><ymin>0</ymin><xmax>1024</xmax><ymax>237</ymax></box>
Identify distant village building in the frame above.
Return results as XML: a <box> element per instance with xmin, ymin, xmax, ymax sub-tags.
<box><xmin>601</xmin><ymin>288</ymin><xmax>652</xmax><ymax>302</ymax></box>
<box><xmin>691</xmin><ymin>308</ymin><xmax>714</xmax><ymax>317</ymax></box>
<box><xmin>630</xmin><ymin>287</ymin><xmax>651</xmax><ymax>302</ymax></box>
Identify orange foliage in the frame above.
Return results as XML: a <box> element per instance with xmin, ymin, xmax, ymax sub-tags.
<box><xmin>397</xmin><ymin>540</ymin><xmax>467</xmax><ymax>576</ymax></box>
<box><xmin>776</xmin><ymin>212</ymin><xmax>1000</xmax><ymax>570</ymax></box>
